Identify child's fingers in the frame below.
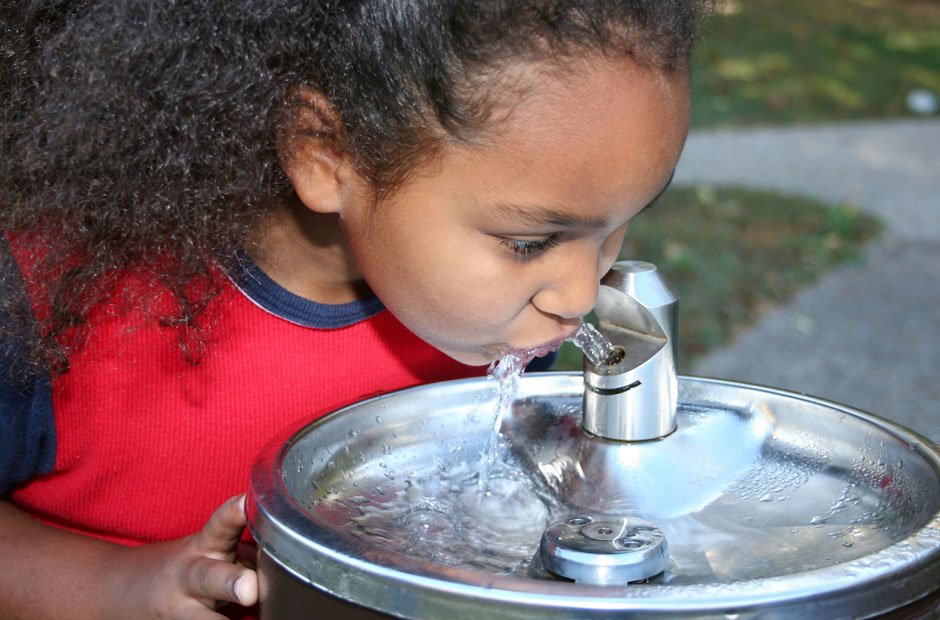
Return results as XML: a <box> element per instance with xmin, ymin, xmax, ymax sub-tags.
<box><xmin>237</xmin><ymin>540</ymin><xmax>258</xmax><ymax>570</ymax></box>
<box><xmin>195</xmin><ymin>495</ymin><xmax>248</xmax><ymax>559</ymax></box>
<box><xmin>184</xmin><ymin>494</ymin><xmax>259</xmax><ymax>608</ymax></box>
<box><xmin>186</xmin><ymin>557</ymin><xmax>258</xmax><ymax>607</ymax></box>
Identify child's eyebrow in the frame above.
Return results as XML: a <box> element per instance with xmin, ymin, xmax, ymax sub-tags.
<box><xmin>641</xmin><ymin>169</ymin><xmax>677</xmax><ymax>213</ymax></box>
<box><xmin>489</xmin><ymin>202</ymin><xmax>609</xmax><ymax>229</ymax></box>
<box><xmin>487</xmin><ymin>168</ymin><xmax>678</xmax><ymax>227</ymax></box>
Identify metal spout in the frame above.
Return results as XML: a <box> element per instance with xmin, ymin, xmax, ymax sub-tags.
<box><xmin>582</xmin><ymin>261</ymin><xmax>678</xmax><ymax>442</ymax></box>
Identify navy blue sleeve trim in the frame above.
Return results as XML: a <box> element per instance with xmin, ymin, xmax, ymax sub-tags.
<box><xmin>0</xmin><ymin>237</ymin><xmax>56</xmax><ymax>495</ymax></box>
<box><xmin>0</xmin><ymin>373</ymin><xmax>54</xmax><ymax>494</ymax></box>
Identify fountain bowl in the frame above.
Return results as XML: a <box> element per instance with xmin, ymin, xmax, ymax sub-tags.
<box><xmin>248</xmin><ymin>373</ymin><xmax>940</xmax><ymax>619</ymax></box>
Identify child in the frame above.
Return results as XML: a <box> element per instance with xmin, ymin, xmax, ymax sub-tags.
<box><xmin>0</xmin><ymin>1</ymin><xmax>704</xmax><ymax>617</ymax></box>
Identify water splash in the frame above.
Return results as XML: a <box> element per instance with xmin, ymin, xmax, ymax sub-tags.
<box><xmin>567</xmin><ymin>322</ymin><xmax>620</xmax><ymax>366</ymax></box>
<box><xmin>479</xmin><ymin>351</ymin><xmax>535</xmax><ymax>488</ymax></box>
<box><xmin>476</xmin><ymin>324</ymin><xmax>616</xmax><ymax>487</ymax></box>
<box><xmin>486</xmin><ymin>352</ymin><xmax>528</xmax><ymax>433</ymax></box>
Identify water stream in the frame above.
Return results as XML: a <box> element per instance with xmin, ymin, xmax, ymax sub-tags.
<box><xmin>344</xmin><ymin>323</ymin><xmax>617</xmax><ymax>574</ymax></box>
<box><xmin>567</xmin><ymin>322</ymin><xmax>621</xmax><ymax>366</ymax></box>
<box><xmin>478</xmin><ymin>322</ymin><xmax>615</xmax><ymax>488</ymax></box>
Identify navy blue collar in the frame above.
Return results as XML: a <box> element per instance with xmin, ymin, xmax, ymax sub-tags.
<box><xmin>227</xmin><ymin>251</ymin><xmax>384</xmax><ymax>328</ymax></box>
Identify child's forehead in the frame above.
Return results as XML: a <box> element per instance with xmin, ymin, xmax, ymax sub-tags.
<box><xmin>461</xmin><ymin>58</ymin><xmax>688</xmax><ymax>156</ymax></box>
<box><xmin>390</xmin><ymin>58</ymin><xmax>687</xmax><ymax>223</ymax></box>
<box><xmin>465</xmin><ymin>55</ymin><xmax>686</xmax><ymax>134</ymax></box>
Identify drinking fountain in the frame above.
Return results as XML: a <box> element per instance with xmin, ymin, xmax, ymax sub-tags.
<box><xmin>248</xmin><ymin>261</ymin><xmax>940</xmax><ymax>619</ymax></box>
<box><xmin>582</xmin><ymin>261</ymin><xmax>679</xmax><ymax>442</ymax></box>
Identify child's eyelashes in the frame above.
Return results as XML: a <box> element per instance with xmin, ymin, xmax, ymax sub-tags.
<box><xmin>499</xmin><ymin>233</ymin><xmax>561</xmax><ymax>259</ymax></box>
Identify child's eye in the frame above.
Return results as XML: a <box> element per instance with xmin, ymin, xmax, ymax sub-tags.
<box><xmin>499</xmin><ymin>233</ymin><xmax>561</xmax><ymax>259</ymax></box>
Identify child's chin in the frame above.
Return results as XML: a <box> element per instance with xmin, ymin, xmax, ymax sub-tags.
<box><xmin>440</xmin><ymin>347</ymin><xmax>497</xmax><ymax>367</ymax></box>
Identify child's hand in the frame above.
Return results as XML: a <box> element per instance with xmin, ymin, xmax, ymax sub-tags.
<box><xmin>114</xmin><ymin>494</ymin><xmax>258</xmax><ymax>619</ymax></box>
<box><xmin>0</xmin><ymin>494</ymin><xmax>258</xmax><ymax>619</ymax></box>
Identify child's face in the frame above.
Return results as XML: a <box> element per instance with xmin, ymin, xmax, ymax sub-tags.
<box><xmin>341</xmin><ymin>58</ymin><xmax>690</xmax><ymax>366</ymax></box>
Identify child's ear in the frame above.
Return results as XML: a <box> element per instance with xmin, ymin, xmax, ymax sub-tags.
<box><xmin>277</xmin><ymin>86</ymin><xmax>362</xmax><ymax>214</ymax></box>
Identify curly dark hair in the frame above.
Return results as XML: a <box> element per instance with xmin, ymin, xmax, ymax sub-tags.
<box><xmin>1</xmin><ymin>0</ymin><xmax>708</xmax><ymax>376</ymax></box>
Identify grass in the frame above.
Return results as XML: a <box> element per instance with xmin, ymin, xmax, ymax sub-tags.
<box><xmin>691</xmin><ymin>0</ymin><xmax>940</xmax><ymax>127</ymax></box>
<box><xmin>550</xmin><ymin>185</ymin><xmax>882</xmax><ymax>373</ymax></box>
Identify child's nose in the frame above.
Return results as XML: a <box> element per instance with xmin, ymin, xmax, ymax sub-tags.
<box><xmin>531</xmin><ymin>257</ymin><xmax>602</xmax><ymax>320</ymax></box>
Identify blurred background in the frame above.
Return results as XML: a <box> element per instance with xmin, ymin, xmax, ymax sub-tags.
<box><xmin>553</xmin><ymin>0</ymin><xmax>940</xmax><ymax>442</ymax></box>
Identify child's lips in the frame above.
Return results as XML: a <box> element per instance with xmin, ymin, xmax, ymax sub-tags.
<box><xmin>484</xmin><ymin>324</ymin><xmax>582</xmax><ymax>359</ymax></box>
<box><xmin>484</xmin><ymin>340</ymin><xmax>561</xmax><ymax>359</ymax></box>
<box><xmin>533</xmin><ymin>335</ymin><xmax>568</xmax><ymax>353</ymax></box>
<box><xmin>513</xmin><ymin>332</ymin><xmax>576</xmax><ymax>358</ymax></box>
<box><xmin>533</xmin><ymin>325</ymin><xmax>582</xmax><ymax>352</ymax></box>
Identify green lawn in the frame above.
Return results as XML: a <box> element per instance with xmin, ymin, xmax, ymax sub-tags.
<box><xmin>692</xmin><ymin>0</ymin><xmax>940</xmax><ymax>127</ymax></box>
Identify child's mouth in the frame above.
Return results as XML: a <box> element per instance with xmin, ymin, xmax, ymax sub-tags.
<box><xmin>487</xmin><ymin>335</ymin><xmax>570</xmax><ymax>361</ymax></box>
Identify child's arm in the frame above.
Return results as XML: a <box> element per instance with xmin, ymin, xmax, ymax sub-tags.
<box><xmin>0</xmin><ymin>495</ymin><xmax>257</xmax><ymax>619</ymax></box>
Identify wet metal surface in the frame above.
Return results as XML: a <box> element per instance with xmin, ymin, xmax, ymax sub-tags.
<box><xmin>249</xmin><ymin>373</ymin><xmax>940</xmax><ymax>619</ymax></box>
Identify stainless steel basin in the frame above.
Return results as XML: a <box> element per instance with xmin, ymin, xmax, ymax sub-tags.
<box><xmin>248</xmin><ymin>373</ymin><xmax>940</xmax><ymax>619</ymax></box>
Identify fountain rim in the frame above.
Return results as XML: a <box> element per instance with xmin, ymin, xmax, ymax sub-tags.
<box><xmin>247</xmin><ymin>374</ymin><xmax>940</xmax><ymax>618</ymax></box>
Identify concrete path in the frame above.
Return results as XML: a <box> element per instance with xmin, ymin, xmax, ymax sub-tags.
<box><xmin>673</xmin><ymin>118</ymin><xmax>940</xmax><ymax>443</ymax></box>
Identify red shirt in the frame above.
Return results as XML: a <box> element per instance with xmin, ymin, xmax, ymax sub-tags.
<box><xmin>5</xmin><ymin>248</ymin><xmax>481</xmax><ymax>545</ymax></box>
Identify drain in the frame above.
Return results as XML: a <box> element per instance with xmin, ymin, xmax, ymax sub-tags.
<box><xmin>539</xmin><ymin>515</ymin><xmax>668</xmax><ymax>585</ymax></box>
